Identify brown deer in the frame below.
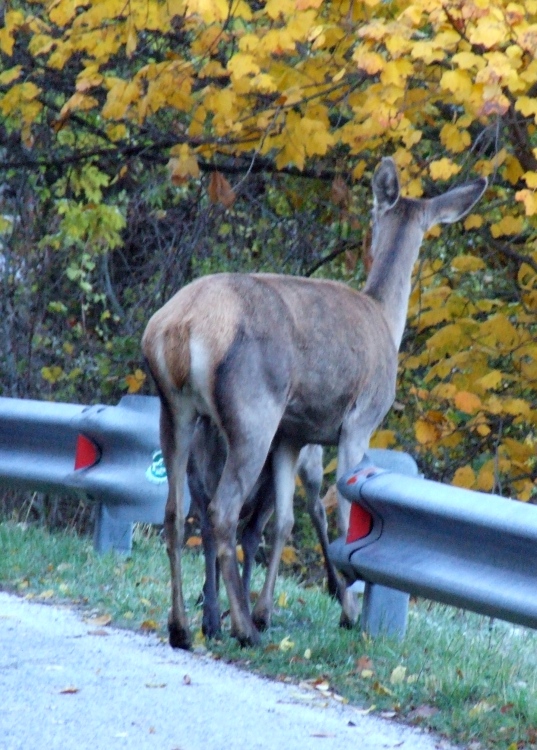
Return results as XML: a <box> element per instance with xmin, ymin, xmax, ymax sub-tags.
<box><xmin>187</xmin><ymin>424</ymin><xmax>340</xmax><ymax>638</ymax></box>
<box><xmin>142</xmin><ymin>157</ymin><xmax>487</xmax><ymax>649</ymax></box>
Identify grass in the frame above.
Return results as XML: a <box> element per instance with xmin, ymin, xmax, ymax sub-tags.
<box><xmin>1</xmin><ymin>521</ymin><xmax>537</xmax><ymax>750</ymax></box>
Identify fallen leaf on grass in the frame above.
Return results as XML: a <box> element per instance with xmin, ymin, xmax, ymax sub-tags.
<box><xmin>299</xmin><ymin>676</ymin><xmax>347</xmax><ymax>703</ymax></box>
<box><xmin>390</xmin><ymin>665</ymin><xmax>407</xmax><ymax>684</ymax></box>
<box><xmin>356</xmin><ymin>656</ymin><xmax>373</xmax><ymax>671</ymax></box>
<box><xmin>469</xmin><ymin>700</ymin><xmax>494</xmax><ymax>716</ymax></box>
<box><xmin>140</xmin><ymin>619</ymin><xmax>159</xmax><ymax>631</ymax></box>
<box><xmin>38</xmin><ymin>589</ymin><xmax>55</xmax><ymax>600</ymax></box>
<box><xmin>84</xmin><ymin>614</ymin><xmax>112</xmax><ymax>627</ymax></box>
<box><xmin>407</xmin><ymin>705</ymin><xmax>439</xmax><ymax>722</ymax></box>
<box><xmin>373</xmin><ymin>681</ymin><xmax>394</xmax><ymax>697</ymax></box>
<box><xmin>500</xmin><ymin>703</ymin><xmax>514</xmax><ymax>714</ymax></box>
<box><xmin>277</xmin><ymin>592</ymin><xmax>288</xmax><ymax>608</ymax></box>
<box><xmin>355</xmin><ymin>705</ymin><xmax>377</xmax><ymax>715</ymax></box>
<box><xmin>332</xmin><ymin>693</ymin><xmax>349</xmax><ymax>704</ymax></box>
<box><xmin>289</xmin><ymin>655</ymin><xmax>306</xmax><ymax>665</ymax></box>
<box><xmin>279</xmin><ymin>636</ymin><xmax>295</xmax><ymax>652</ymax></box>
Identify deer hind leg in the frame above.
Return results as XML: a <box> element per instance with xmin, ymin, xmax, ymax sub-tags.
<box><xmin>210</xmin><ymin>426</ymin><xmax>280</xmax><ymax>647</ymax></box>
<box><xmin>160</xmin><ymin>394</ymin><xmax>196</xmax><ymax>650</ymax></box>
<box><xmin>297</xmin><ymin>445</ymin><xmax>345</xmax><ymax>603</ymax></box>
<box><xmin>252</xmin><ymin>440</ymin><xmax>300</xmax><ymax>632</ymax></box>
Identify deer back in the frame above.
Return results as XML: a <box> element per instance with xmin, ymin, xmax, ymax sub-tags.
<box><xmin>143</xmin><ymin>273</ymin><xmax>397</xmax><ymax>447</ymax></box>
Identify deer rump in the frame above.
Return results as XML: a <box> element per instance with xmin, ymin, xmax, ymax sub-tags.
<box><xmin>187</xmin><ymin>419</ymin><xmax>341</xmax><ymax>639</ymax></box>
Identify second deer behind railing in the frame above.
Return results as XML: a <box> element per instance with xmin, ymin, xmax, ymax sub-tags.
<box><xmin>142</xmin><ymin>157</ymin><xmax>487</xmax><ymax>649</ymax></box>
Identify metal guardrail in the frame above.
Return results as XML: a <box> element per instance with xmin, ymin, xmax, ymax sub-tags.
<box><xmin>9</xmin><ymin>392</ymin><xmax>531</xmax><ymax>640</ymax></box>
<box><xmin>0</xmin><ymin>395</ymin><xmax>189</xmax><ymax>553</ymax></box>
<box><xmin>329</xmin><ymin>464</ymin><xmax>537</xmax><ymax>639</ymax></box>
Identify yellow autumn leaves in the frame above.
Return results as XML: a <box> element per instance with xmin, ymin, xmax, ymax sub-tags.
<box><xmin>3</xmin><ymin>0</ymin><xmax>537</xmax><ymax>205</ymax></box>
<box><xmin>398</xmin><ymin>253</ymin><xmax>537</xmax><ymax>501</ymax></box>
<box><xmin>1</xmin><ymin>0</ymin><xmax>536</xmax><ymax>501</ymax></box>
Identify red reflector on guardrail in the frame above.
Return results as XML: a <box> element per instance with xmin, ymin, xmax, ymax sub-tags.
<box><xmin>74</xmin><ymin>434</ymin><xmax>100</xmax><ymax>470</ymax></box>
<box><xmin>346</xmin><ymin>502</ymin><xmax>373</xmax><ymax>543</ymax></box>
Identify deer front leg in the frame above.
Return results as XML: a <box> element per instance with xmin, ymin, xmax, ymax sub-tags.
<box><xmin>240</xmin><ymin>474</ymin><xmax>274</xmax><ymax>598</ymax></box>
<box><xmin>198</xmin><ymin>492</ymin><xmax>222</xmax><ymax>639</ymax></box>
<box><xmin>252</xmin><ymin>441</ymin><xmax>299</xmax><ymax>632</ymax></box>
<box><xmin>298</xmin><ymin>445</ymin><xmax>345</xmax><ymax>603</ymax></box>
<box><xmin>336</xmin><ymin>427</ymin><xmax>372</xmax><ymax>629</ymax></box>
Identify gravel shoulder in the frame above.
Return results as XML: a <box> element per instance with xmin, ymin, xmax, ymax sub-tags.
<box><xmin>0</xmin><ymin>591</ymin><xmax>454</xmax><ymax>750</ymax></box>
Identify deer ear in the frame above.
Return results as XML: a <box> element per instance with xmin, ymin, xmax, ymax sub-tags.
<box><xmin>426</xmin><ymin>177</ymin><xmax>487</xmax><ymax>228</ymax></box>
<box><xmin>373</xmin><ymin>157</ymin><xmax>400</xmax><ymax>213</ymax></box>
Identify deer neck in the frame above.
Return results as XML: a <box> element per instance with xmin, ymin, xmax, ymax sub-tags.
<box><xmin>362</xmin><ymin>219</ymin><xmax>424</xmax><ymax>350</ymax></box>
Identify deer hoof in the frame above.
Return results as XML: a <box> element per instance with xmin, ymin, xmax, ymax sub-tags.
<box><xmin>252</xmin><ymin>610</ymin><xmax>270</xmax><ymax>633</ymax></box>
<box><xmin>232</xmin><ymin>625</ymin><xmax>261</xmax><ymax>648</ymax></box>
<box><xmin>168</xmin><ymin>622</ymin><xmax>192</xmax><ymax>650</ymax></box>
<box><xmin>339</xmin><ymin>588</ymin><xmax>362</xmax><ymax>629</ymax></box>
<box><xmin>202</xmin><ymin>614</ymin><xmax>222</xmax><ymax>640</ymax></box>
<box><xmin>339</xmin><ymin>611</ymin><xmax>355</xmax><ymax>630</ymax></box>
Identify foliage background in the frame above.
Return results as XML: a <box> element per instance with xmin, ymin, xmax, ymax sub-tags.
<box><xmin>0</xmin><ymin>0</ymin><xmax>536</xmax><ymax>520</ymax></box>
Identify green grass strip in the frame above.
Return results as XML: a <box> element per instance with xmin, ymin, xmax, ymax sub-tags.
<box><xmin>1</xmin><ymin>521</ymin><xmax>536</xmax><ymax>749</ymax></box>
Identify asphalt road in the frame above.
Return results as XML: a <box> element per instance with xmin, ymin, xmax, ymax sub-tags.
<box><xmin>0</xmin><ymin>592</ymin><xmax>454</xmax><ymax>750</ymax></box>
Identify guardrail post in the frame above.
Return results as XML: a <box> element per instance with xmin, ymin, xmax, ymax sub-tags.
<box><xmin>93</xmin><ymin>503</ymin><xmax>133</xmax><ymax>554</ymax></box>
<box><xmin>349</xmin><ymin>449</ymin><xmax>419</xmax><ymax>640</ymax></box>
<box><xmin>361</xmin><ymin>583</ymin><xmax>409</xmax><ymax>640</ymax></box>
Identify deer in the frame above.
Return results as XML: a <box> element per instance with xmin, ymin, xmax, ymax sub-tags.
<box><xmin>187</xmin><ymin>424</ymin><xmax>341</xmax><ymax>638</ymax></box>
<box><xmin>142</xmin><ymin>157</ymin><xmax>487</xmax><ymax>649</ymax></box>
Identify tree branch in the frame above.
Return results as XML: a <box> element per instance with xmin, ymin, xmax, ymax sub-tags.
<box><xmin>488</xmin><ymin>235</ymin><xmax>537</xmax><ymax>275</ymax></box>
<box><xmin>303</xmin><ymin>239</ymin><xmax>358</xmax><ymax>277</ymax></box>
